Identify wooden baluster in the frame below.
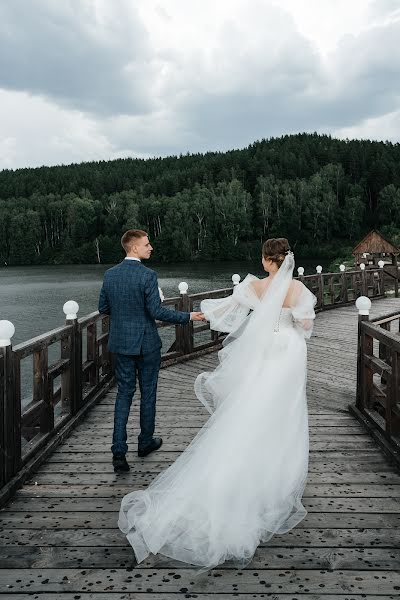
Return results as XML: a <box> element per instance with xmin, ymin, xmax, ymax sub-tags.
<box><xmin>60</xmin><ymin>333</ymin><xmax>71</xmax><ymax>416</ymax></box>
<box><xmin>378</xmin><ymin>323</ymin><xmax>390</xmax><ymax>394</ymax></box>
<box><xmin>101</xmin><ymin>316</ymin><xmax>111</xmax><ymax>378</ymax></box>
<box><xmin>87</xmin><ymin>323</ymin><xmax>97</xmax><ymax>387</ymax></box>
<box><xmin>387</xmin><ymin>349</ymin><xmax>399</xmax><ymax>436</ymax></box>
<box><xmin>355</xmin><ymin>297</ymin><xmax>372</xmax><ymax>411</ymax></box>
<box><xmin>393</xmin><ymin>254</ymin><xmax>399</xmax><ymax>298</ymax></box>
<box><xmin>362</xmin><ymin>332</ymin><xmax>374</xmax><ymax>410</ymax></box>
<box><xmin>32</xmin><ymin>348</ymin><xmax>46</xmax><ymax>439</ymax></box>
<box><xmin>355</xmin><ymin>272</ymin><xmax>361</xmax><ymax>299</ymax></box>
<box><xmin>39</xmin><ymin>347</ymin><xmax>52</xmax><ymax>434</ymax></box>
<box><xmin>329</xmin><ymin>275</ymin><xmax>334</xmax><ymax>306</ymax></box>
<box><xmin>33</xmin><ymin>350</ymin><xmax>44</xmax><ymax>405</ymax></box>
<box><xmin>372</xmin><ymin>270</ymin><xmax>376</xmax><ymax>296</ymax></box>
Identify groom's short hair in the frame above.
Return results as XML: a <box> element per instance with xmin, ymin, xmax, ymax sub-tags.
<box><xmin>121</xmin><ymin>229</ymin><xmax>148</xmax><ymax>252</ymax></box>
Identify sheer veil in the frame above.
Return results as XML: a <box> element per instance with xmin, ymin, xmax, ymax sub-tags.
<box><xmin>195</xmin><ymin>252</ymin><xmax>295</xmax><ymax>413</ymax></box>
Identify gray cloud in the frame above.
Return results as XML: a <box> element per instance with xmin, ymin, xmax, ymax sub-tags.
<box><xmin>0</xmin><ymin>0</ymin><xmax>400</xmax><ymax>169</ymax></box>
<box><xmin>0</xmin><ymin>0</ymin><xmax>154</xmax><ymax>116</ymax></box>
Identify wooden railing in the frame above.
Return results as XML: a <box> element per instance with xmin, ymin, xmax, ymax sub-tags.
<box><xmin>350</xmin><ymin>299</ymin><xmax>400</xmax><ymax>467</ymax></box>
<box><xmin>0</xmin><ymin>264</ymin><xmax>388</xmax><ymax>502</ymax></box>
<box><xmin>0</xmin><ymin>306</ymin><xmax>113</xmax><ymax>502</ymax></box>
<box><xmin>298</xmin><ymin>266</ymin><xmax>385</xmax><ymax>309</ymax></box>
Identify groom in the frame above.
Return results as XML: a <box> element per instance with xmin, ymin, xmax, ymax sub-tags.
<box><xmin>98</xmin><ymin>229</ymin><xmax>204</xmax><ymax>472</ymax></box>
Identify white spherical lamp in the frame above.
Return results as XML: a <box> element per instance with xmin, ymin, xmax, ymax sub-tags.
<box><xmin>178</xmin><ymin>282</ymin><xmax>189</xmax><ymax>295</ymax></box>
<box><xmin>63</xmin><ymin>300</ymin><xmax>79</xmax><ymax>320</ymax></box>
<box><xmin>316</xmin><ymin>265</ymin><xmax>323</xmax><ymax>274</ymax></box>
<box><xmin>355</xmin><ymin>296</ymin><xmax>371</xmax><ymax>316</ymax></box>
<box><xmin>0</xmin><ymin>320</ymin><xmax>15</xmax><ymax>347</ymax></box>
<box><xmin>360</xmin><ymin>262</ymin><xmax>366</xmax><ymax>271</ymax></box>
<box><xmin>297</xmin><ymin>267</ymin><xmax>304</xmax><ymax>276</ymax></box>
<box><xmin>378</xmin><ymin>260</ymin><xmax>385</xmax><ymax>269</ymax></box>
<box><xmin>339</xmin><ymin>264</ymin><xmax>346</xmax><ymax>272</ymax></box>
<box><xmin>232</xmin><ymin>274</ymin><xmax>241</xmax><ymax>286</ymax></box>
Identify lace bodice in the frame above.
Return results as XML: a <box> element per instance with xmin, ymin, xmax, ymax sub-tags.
<box><xmin>275</xmin><ymin>307</ymin><xmax>294</xmax><ymax>331</ymax></box>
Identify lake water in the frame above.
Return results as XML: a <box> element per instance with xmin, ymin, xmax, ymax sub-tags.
<box><xmin>0</xmin><ymin>259</ymin><xmax>329</xmax><ymax>344</ymax></box>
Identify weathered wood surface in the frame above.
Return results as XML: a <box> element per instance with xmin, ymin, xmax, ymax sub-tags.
<box><xmin>1</xmin><ymin>297</ymin><xmax>400</xmax><ymax>598</ymax></box>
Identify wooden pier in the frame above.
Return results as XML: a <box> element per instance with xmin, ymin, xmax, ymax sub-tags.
<box><xmin>1</xmin><ymin>295</ymin><xmax>400</xmax><ymax>598</ymax></box>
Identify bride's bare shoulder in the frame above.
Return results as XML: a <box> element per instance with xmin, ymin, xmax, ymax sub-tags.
<box><xmin>249</xmin><ymin>276</ymin><xmax>269</xmax><ymax>299</ymax></box>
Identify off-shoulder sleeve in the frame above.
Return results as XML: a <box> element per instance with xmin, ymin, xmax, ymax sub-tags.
<box><xmin>200</xmin><ymin>274</ymin><xmax>259</xmax><ymax>333</ymax></box>
<box><xmin>290</xmin><ymin>281</ymin><xmax>317</xmax><ymax>339</ymax></box>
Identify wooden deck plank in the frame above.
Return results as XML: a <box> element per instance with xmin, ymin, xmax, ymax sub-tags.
<box><xmin>1</xmin><ymin>568</ymin><xmax>400</xmax><ymax>594</ymax></box>
<box><xmin>1</xmin><ymin>297</ymin><xmax>400</xmax><ymax>598</ymax></box>
<box><xmin>0</xmin><ymin>596</ymin><xmax>399</xmax><ymax>600</ymax></box>
<box><xmin>0</xmin><ymin>546</ymin><xmax>399</xmax><ymax>570</ymax></box>
<box><xmin>1</xmin><ymin>527</ymin><xmax>398</xmax><ymax>548</ymax></box>
<box><xmin>4</xmin><ymin>495</ymin><xmax>400</xmax><ymax>513</ymax></box>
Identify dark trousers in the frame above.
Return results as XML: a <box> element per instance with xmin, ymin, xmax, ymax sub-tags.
<box><xmin>112</xmin><ymin>350</ymin><xmax>161</xmax><ymax>455</ymax></box>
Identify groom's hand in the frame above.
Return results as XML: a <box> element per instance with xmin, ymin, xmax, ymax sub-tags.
<box><xmin>190</xmin><ymin>312</ymin><xmax>206</xmax><ymax>321</ymax></box>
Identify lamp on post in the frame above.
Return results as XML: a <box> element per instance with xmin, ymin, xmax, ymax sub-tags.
<box><xmin>339</xmin><ymin>265</ymin><xmax>347</xmax><ymax>302</ymax></box>
<box><xmin>359</xmin><ymin>263</ymin><xmax>367</xmax><ymax>296</ymax></box>
<box><xmin>232</xmin><ymin>274</ymin><xmax>241</xmax><ymax>287</ymax></box>
<box><xmin>316</xmin><ymin>266</ymin><xmax>323</xmax><ymax>308</ymax></box>
<box><xmin>63</xmin><ymin>301</ymin><xmax>80</xmax><ymax>414</ymax></box>
<box><xmin>178</xmin><ymin>282</ymin><xmax>192</xmax><ymax>355</ymax></box>
<box><xmin>0</xmin><ymin>320</ymin><xmax>18</xmax><ymax>485</ymax></box>
<box><xmin>355</xmin><ymin>296</ymin><xmax>372</xmax><ymax>411</ymax></box>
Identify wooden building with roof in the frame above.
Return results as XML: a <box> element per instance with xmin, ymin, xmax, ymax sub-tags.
<box><xmin>352</xmin><ymin>229</ymin><xmax>400</xmax><ymax>267</ymax></box>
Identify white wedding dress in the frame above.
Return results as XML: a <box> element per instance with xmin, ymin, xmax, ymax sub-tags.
<box><xmin>118</xmin><ymin>253</ymin><xmax>317</xmax><ymax>569</ymax></box>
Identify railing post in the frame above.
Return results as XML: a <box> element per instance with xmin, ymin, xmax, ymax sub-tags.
<box><xmin>339</xmin><ymin>264</ymin><xmax>348</xmax><ymax>303</ymax></box>
<box><xmin>378</xmin><ymin>260</ymin><xmax>385</xmax><ymax>296</ymax></box>
<box><xmin>355</xmin><ymin>297</ymin><xmax>372</xmax><ymax>411</ymax></box>
<box><xmin>63</xmin><ymin>301</ymin><xmax>80</xmax><ymax>415</ymax></box>
<box><xmin>178</xmin><ymin>282</ymin><xmax>193</xmax><ymax>356</ymax></box>
<box><xmin>316</xmin><ymin>265</ymin><xmax>324</xmax><ymax>308</ymax></box>
<box><xmin>393</xmin><ymin>254</ymin><xmax>399</xmax><ymax>298</ymax></box>
<box><xmin>360</xmin><ymin>262</ymin><xmax>368</xmax><ymax>296</ymax></box>
<box><xmin>297</xmin><ymin>267</ymin><xmax>304</xmax><ymax>283</ymax></box>
<box><xmin>0</xmin><ymin>321</ymin><xmax>19</xmax><ymax>486</ymax></box>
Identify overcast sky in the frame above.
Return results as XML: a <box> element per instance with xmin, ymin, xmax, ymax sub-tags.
<box><xmin>0</xmin><ymin>0</ymin><xmax>399</xmax><ymax>170</ymax></box>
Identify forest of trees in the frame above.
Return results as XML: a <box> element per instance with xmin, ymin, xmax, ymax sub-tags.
<box><xmin>0</xmin><ymin>133</ymin><xmax>400</xmax><ymax>266</ymax></box>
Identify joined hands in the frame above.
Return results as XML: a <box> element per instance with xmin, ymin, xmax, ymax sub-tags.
<box><xmin>190</xmin><ymin>312</ymin><xmax>206</xmax><ymax>321</ymax></box>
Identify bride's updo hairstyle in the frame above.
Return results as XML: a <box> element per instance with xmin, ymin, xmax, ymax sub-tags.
<box><xmin>262</xmin><ymin>238</ymin><xmax>290</xmax><ymax>268</ymax></box>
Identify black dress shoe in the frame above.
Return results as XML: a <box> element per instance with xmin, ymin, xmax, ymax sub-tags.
<box><xmin>138</xmin><ymin>437</ymin><xmax>163</xmax><ymax>457</ymax></box>
<box><xmin>112</xmin><ymin>453</ymin><xmax>130</xmax><ymax>472</ymax></box>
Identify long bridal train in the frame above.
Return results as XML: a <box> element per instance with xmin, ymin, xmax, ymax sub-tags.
<box><xmin>118</xmin><ymin>253</ymin><xmax>316</xmax><ymax>569</ymax></box>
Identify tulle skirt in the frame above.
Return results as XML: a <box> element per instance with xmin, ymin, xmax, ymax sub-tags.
<box><xmin>118</xmin><ymin>326</ymin><xmax>309</xmax><ymax>568</ymax></box>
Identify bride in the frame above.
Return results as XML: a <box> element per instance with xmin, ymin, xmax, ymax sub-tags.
<box><xmin>118</xmin><ymin>237</ymin><xmax>317</xmax><ymax>569</ymax></box>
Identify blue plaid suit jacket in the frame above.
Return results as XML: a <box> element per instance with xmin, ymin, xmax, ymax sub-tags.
<box><xmin>98</xmin><ymin>259</ymin><xmax>190</xmax><ymax>355</ymax></box>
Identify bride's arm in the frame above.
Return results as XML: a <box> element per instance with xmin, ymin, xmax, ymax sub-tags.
<box><xmin>201</xmin><ymin>274</ymin><xmax>258</xmax><ymax>333</ymax></box>
<box><xmin>289</xmin><ymin>280</ymin><xmax>317</xmax><ymax>339</ymax></box>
